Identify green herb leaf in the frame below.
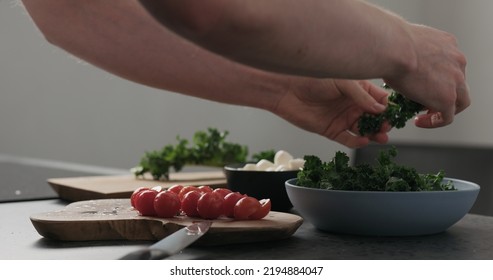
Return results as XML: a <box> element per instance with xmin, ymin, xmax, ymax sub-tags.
<box><xmin>133</xmin><ymin>128</ymin><xmax>248</xmax><ymax>181</ymax></box>
<box><xmin>297</xmin><ymin>146</ymin><xmax>456</xmax><ymax>192</ymax></box>
<box><xmin>358</xmin><ymin>85</ymin><xmax>424</xmax><ymax>136</ymax></box>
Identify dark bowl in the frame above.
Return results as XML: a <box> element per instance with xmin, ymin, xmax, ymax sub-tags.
<box><xmin>224</xmin><ymin>163</ymin><xmax>298</xmax><ymax>212</ymax></box>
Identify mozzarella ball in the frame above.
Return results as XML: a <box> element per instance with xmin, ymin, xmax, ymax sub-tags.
<box><xmin>241</xmin><ymin>163</ymin><xmax>257</xmax><ymax>171</ymax></box>
<box><xmin>288</xmin><ymin>158</ymin><xmax>305</xmax><ymax>170</ymax></box>
<box><xmin>256</xmin><ymin>159</ymin><xmax>275</xmax><ymax>171</ymax></box>
<box><xmin>274</xmin><ymin>150</ymin><xmax>293</xmax><ymax>166</ymax></box>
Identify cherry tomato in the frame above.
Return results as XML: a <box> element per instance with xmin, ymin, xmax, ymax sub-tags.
<box><xmin>248</xmin><ymin>199</ymin><xmax>271</xmax><ymax>220</ymax></box>
<box><xmin>130</xmin><ymin>187</ymin><xmax>150</xmax><ymax>208</ymax></box>
<box><xmin>134</xmin><ymin>189</ymin><xmax>158</xmax><ymax>216</ymax></box>
<box><xmin>180</xmin><ymin>190</ymin><xmax>202</xmax><ymax>217</ymax></box>
<box><xmin>198</xmin><ymin>185</ymin><xmax>213</xmax><ymax>193</ymax></box>
<box><xmin>197</xmin><ymin>192</ymin><xmax>224</xmax><ymax>219</ymax></box>
<box><xmin>223</xmin><ymin>192</ymin><xmax>246</xmax><ymax>218</ymax></box>
<box><xmin>153</xmin><ymin>191</ymin><xmax>181</xmax><ymax>218</ymax></box>
<box><xmin>178</xmin><ymin>185</ymin><xmax>199</xmax><ymax>201</ymax></box>
<box><xmin>212</xmin><ymin>188</ymin><xmax>232</xmax><ymax>198</ymax></box>
<box><xmin>167</xmin><ymin>184</ymin><xmax>184</xmax><ymax>195</ymax></box>
<box><xmin>234</xmin><ymin>196</ymin><xmax>261</xmax><ymax>220</ymax></box>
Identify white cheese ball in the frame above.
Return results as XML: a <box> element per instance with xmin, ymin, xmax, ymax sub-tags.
<box><xmin>256</xmin><ymin>159</ymin><xmax>275</xmax><ymax>171</ymax></box>
<box><xmin>241</xmin><ymin>163</ymin><xmax>258</xmax><ymax>171</ymax></box>
<box><xmin>288</xmin><ymin>158</ymin><xmax>305</xmax><ymax>170</ymax></box>
<box><xmin>237</xmin><ymin>150</ymin><xmax>304</xmax><ymax>171</ymax></box>
<box><xmin>275</xmin><ymin>164</ymin><xmax>289</xmax><ymax>171</ymax></box>
<box><xmin>274</xmin><ymin>150</ymin><xmax>294</xmax><ymax>166</ymax></box>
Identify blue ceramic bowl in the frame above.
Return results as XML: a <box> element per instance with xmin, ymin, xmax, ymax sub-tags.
<box><xmin>285</xmin><ymin>178</ymin><xmax>480</xmax><ymax>236</ymax></box>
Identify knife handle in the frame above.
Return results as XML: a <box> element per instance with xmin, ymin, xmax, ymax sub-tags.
<box><xmin>119</xmin><ymin>248</ymin><xmax>171</xmax><ymax>260</ymax></box>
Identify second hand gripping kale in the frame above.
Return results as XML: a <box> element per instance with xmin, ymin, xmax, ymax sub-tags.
<box><xmin>358</xmin><ymin>84</ymin><xmax>425</xmax><ymax>136</ymax></box>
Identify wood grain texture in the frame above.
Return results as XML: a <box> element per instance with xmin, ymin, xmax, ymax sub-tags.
<box><xmin>48</xmin><ymin>171</ymin><xmax>227</xmax><ymax>202</ymax></box>
<box><xmin>30</xmin><ymin>199</ymin><xmax>303</xmax><ymax>246</ymax></box>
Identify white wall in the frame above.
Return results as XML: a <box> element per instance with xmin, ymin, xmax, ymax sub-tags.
<box><xmin>0</xmin><ymin>0</ymin><xmax>487</xmax><ymax>169</ymax></box>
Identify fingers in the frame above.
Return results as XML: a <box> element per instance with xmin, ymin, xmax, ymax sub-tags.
<box><xmin>455</xmin><ymin>82</ymin><xmax>471</xmax><ymax>114</ymax></box>
<box><xmin>365</xmin><ymin>81</ymin><xmax>390</xmax><ymax>107</ymax></box>
<box><xmin>332</xmin><ymin>119</ymin><xmax>390</xmax><ymax>148</ymax></box>
<box><xmin>368</xmin><ymin>122</ymin><xmax>391</xmax><ymax>143</ymax></box>
<box><xmin>414</xmin><ymin>111</ymin><xmax>445</xmax><ymax>128</ymax></box>
<box><xmin>332</xmin><ymin>131</ymin><xmax>370</xmax><ymax>149</ymax></box>
<box><xmin>389</xmin><ymin>25</ymin><xmax>470</xmax><ymax>129</ymax></box>
<box><xmin>415</xmin><ymin>82</ymin><xmax>470</xmax><ymax>128</ymax></box>
<box><xmin>329</xmin><ymin>80</ymin><xmax>391</xmax><ymax>148</ymax></box>
<box><xmin>336</xmin><ymin>80</ymin><xmax>388</xmax><ymax>114</ymax></box>
<box><xmin>332</xmin><ymin>129</ymin><xmax>389</xmax><ymax>148</ymax></box>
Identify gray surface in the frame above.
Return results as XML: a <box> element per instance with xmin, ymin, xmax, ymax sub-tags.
<box><xmin>2</xmin><ymin>198</ymin><xmax>493</xmax><ymax>260</ymax></box>
<box><xmin>1</xmin><ymin>155</ymin><xmax>493</xmax><ymax>260</ymax></box>
<box><xmin>0</xmin><ymin>155</ymin><xmax>126</xmax><ymax>202</ymax></box>
<box><xmin>168</xmin><ymin>213</ymin><xmax>493</xmax><ymax>260</ymax></box>
<box><xmin>0</xmin><ymin>199</ymin><xmax>148</xmax><ymax>260</ymax></box>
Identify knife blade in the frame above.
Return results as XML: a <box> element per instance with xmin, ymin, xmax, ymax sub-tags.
<box><xmin>119</xmin><ymin>221</ymin><xmax>212</xmax><ymax>260</ymax></box>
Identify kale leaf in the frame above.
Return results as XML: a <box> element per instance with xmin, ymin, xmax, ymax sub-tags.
<box><xmin>296</xmin><ymin>146</ymin><xmax>455</xmax><ymax>192</ymax></box>
<box><xmin>358</xmin><ymin>85</ymin><xmax>424</xmax><ymax>136</ymax></box>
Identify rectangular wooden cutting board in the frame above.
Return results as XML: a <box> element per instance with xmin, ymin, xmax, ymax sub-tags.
<box><xmin>48</xmin><ymin>171</ymin><xmax>227</xmax><ymax>202</ymax></box>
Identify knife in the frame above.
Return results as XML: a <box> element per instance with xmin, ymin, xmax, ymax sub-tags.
<box><xmin>119</xmin><ymin>221</ymin><xmax>212</xmax><ymax>260</ymax></box>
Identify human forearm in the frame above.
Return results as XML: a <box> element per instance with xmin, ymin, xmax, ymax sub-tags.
<box><xmin>20</xmin><ymin>0</ymin><xmax>286</xmax><ymax>111</ymax></box>
<box><xmin>139</xmin><ymin>0</ymin><xmax>417</xmax><ymax>80</ymax></box>
<box><xmin>140</xmin><ymin>0</ymin><xmax>469</xmax><ymax>128</ymax></box>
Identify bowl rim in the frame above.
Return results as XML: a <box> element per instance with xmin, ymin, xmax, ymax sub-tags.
<box><xmin>224</xmin><ymin>163</ymin><xmax>299</xmax><ymax>173</ymax></box>
<box><xmin>285</xmin><ymin>177</ymin><xmax>480</xmax><ymax>194</ymax></box>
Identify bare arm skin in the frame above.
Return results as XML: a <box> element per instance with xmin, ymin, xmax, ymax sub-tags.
<box><xmin>139</xmin><ymin>0</ymin><xmax>470</xmax><ymax>128</ymax></box>
<box><xmin>20</xmin><ymin>0</ymin><xmax>390</xmax><ymax>148</ymax></box>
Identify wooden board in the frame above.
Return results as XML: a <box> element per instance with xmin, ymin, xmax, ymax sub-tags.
<box><xmin>48</xmin><ymin>171</ymin><xmax>227</xmax><ymax>202</ymax></box>
<box><xmin>30</xmin><ymin>199</ymin><xmax>303</xmax><ymax>246</ymax></box>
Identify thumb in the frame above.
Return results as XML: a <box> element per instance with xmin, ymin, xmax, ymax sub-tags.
<box><xmin>337</xmin><ymin>80</ymin><xmax>388</xmax><ymax>114</ymax></box>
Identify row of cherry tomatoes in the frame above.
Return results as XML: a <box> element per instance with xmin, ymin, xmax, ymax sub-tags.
<box><xmin>130</xmin><ymin>185</ymin><xmax>271</xmax><ymax>220</ymax></box>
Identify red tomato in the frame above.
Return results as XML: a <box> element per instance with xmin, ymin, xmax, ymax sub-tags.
<box><xmin>212</xmin><ymin>188</ymin><xmax>232</xmax><ymax>198</ymax></box>
<box><xmin>223</xmin><ymin>192</ymin><xmax>246</xmax><ymax>218</ymax></box>
<box><xmin>198</xmin><ymin>185</ymin><xmax>213</xmax><ymax>193</ymax></box>
<box><xmin>248</xmin><ymin>199</ymin><xmax>271</xmax><ymax>220</ymax></box>
<box><xmin>130</xmin><ymin>187</ymin><xmax>150</xmax><ymax>208</ymax></box>
<box><xmin>178</xmin><ymin>186</ymin><xmax>199</xmax><ymax>201</ymax></box>
<box><xmin>134</xmin><ymin>189</ymin><xmax>158</xmax><ymax>216</ymax></box>
<box><xmin>234</xmin><ymin>196</ymin><xmax>261</xmax><ymax>220</ymax></box>
<box><xmin>153</xmin><ymin>191</ymin><xmax>181</xmax><ymax>218</ymax></box>
<box><xmin>167</xmin><ymin>184</ymin><xmax>184</xmax><ymax>195</ymax></box>
<box><xmin>180</xmin><ymin>190</ymin><xmax>202</xmax><ymax>217</ymax></box>
<box><xmin>197</xmin><ymin>192</ymin><xmax>224</xmax><ymax>219</ymax></box>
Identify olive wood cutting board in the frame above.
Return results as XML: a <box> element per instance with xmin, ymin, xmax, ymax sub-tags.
<box><xmin>30</xmin><ymin>199</ymin><xmax>303</xmax><ymax>246</ymax></box>
<box><xmin>47</xmin><ymin>171</ymin><xmax>227</xmax><ymax>202</ymax></box>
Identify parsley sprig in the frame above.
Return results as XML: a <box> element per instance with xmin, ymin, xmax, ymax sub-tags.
<box><xmin>132</xmin><ymin>128</ymin><xmax>248</xmax><ymax>181</ymax></box>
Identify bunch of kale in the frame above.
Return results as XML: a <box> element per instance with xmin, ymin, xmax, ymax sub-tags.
<box><xmin>358</xmin><ymin>85</ymin><xmax>424</xmax><ymax>136</ymax></box>
<box><xmin>297</xmin><ymin>147</ymin><xmax>455</xmax><ymax>192</ymax></box>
